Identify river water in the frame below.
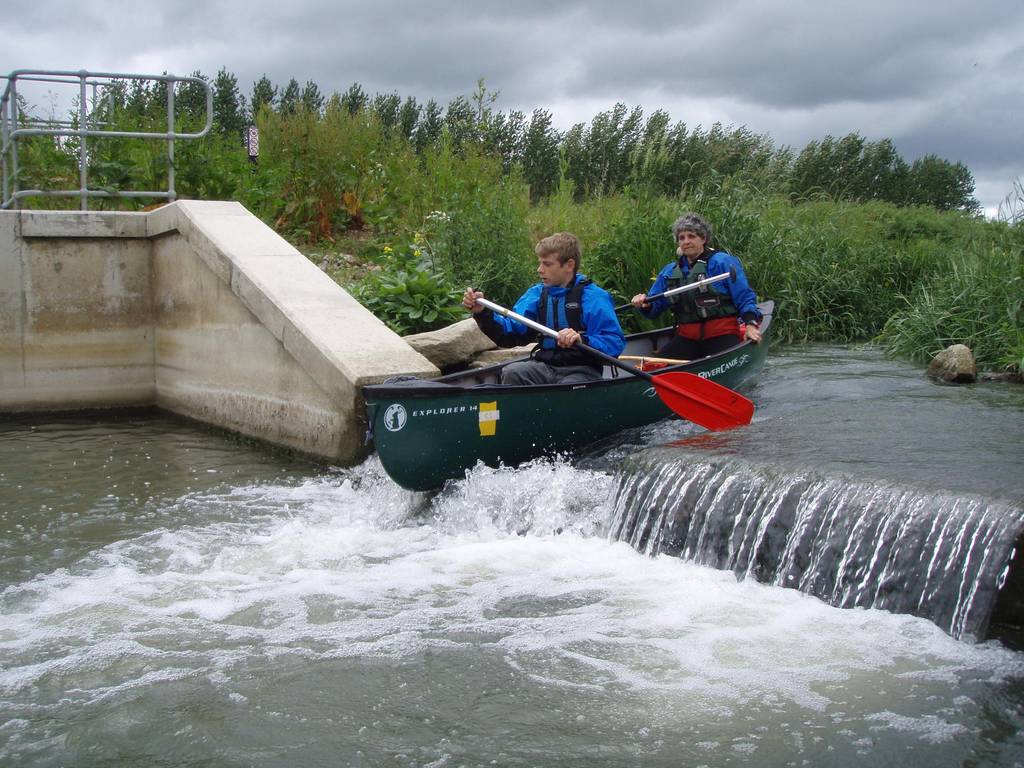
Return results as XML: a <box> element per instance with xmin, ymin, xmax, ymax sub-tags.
<box><xmin>2</xmin><ymin>346</ymin><xmax>1023</xmax><ymax>767</ymax></box>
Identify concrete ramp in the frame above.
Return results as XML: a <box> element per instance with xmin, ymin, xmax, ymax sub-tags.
<box><xmin>0</xmin><ymin>201</ymin><xmax>439</xmax><ymax>463</ymax></box>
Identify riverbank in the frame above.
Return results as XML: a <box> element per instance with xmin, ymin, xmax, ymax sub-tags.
<box><xmin>297</xmin><ymin>191</ymin><xmax>1023</xmax><ymax>377</ymax></box>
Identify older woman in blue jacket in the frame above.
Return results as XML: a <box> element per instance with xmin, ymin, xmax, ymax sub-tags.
<box><xmin>631</xmin><ymin>213</ymin><xmax>762</xmax><ymax>360</ymax></box>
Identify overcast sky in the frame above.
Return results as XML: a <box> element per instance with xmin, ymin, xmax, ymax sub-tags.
<box><xmin>2</xmin><ymin>0</ymin><xmax>1021</xmax><ymax>215</ymax></box>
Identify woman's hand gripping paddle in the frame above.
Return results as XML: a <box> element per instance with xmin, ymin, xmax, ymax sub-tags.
<box><xmin>472</xmin><ymin>295</ymin><xmax>754</xmax><ymax>431</ymax></box>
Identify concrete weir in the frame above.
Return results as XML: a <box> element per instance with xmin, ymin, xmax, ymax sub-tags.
<box><xmin>0</xmin><ymin>201</ymin><xmax>438</xmax><ymax>463</ymax></box>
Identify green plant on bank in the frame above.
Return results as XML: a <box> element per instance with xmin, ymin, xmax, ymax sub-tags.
<box><xmin>423</xmin><ymin>185</ymin><xmax>535</xmax><ymax>304</ymax></box>
<box><xmin>253</xmin><ymin>101</ymin><xmax>396</xmax><ymax>241</ymax></box>
<box><xmin>526</xmin><ymin>162</ymin><xmax>645</xmax><ymax>254</ymax></box>
<box><xmin>352</xmin><ymin>243</ymin><xmax>463</xmax><ymax>336</ymax></box>
<box><xmin>584</xmin><ymin>197</ymin><xmax>677</xmax><ymax>332</ymax></box>
<box><xmin>876</xmin><ymin>242</ymin><xmax>1024</xmax><ymax>372</ymax></box>
<box><xmin>6</xmin><ymin>133</ymin><xmax>78</xmax><ymax>204</ymax></box>
<box><xmin>349</xmin><ymin>146</ymin><xmax>535</xmax><ymax>329</ymax></box>
<box><xmin>351</xmin><ymin>174</ymin><xmax>535</xmax><ymax>337</ymax></box>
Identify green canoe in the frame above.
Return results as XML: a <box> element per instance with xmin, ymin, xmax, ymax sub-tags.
<box><xmin>364</xmin><ymin>301</ymin><xmax>773</xmax><ymax>491</ymax></box>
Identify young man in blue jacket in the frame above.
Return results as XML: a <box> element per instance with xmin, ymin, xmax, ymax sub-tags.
<box><xmin>630</xmin><ymin>213</ymin><xmax>762</xmax><ymax>360</ymax></box>
<box><xmin>462</xmin><ymin>232</ymin><xmax>626</xmax><ymax>385</ymax></box>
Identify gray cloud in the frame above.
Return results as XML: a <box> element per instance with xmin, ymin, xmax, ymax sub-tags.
<box><xmin>2</xmin><ymin>0</ymin><xmax>1021</xmax><ymax>212</ymax></box>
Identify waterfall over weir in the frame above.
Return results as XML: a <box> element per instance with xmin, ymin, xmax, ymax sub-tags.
<box><xmin>608</xmin><ymin>446</ymin><xmax>1024</xmax><ymax>642</ymax></box>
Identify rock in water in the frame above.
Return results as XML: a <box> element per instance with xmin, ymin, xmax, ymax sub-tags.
<box><xmin>928</xmin><ymin>343</ymin><xmax>977</xmax><ymax>383</ymax></box>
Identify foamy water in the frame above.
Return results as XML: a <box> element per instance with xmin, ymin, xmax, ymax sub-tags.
<box><xmin>3</xmin><ymin>455</ymin><xmax>1022</xmax><ymax>766</ymax></box>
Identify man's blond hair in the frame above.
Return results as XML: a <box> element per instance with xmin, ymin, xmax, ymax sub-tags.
<box><xmin>534</xmin><ymin>232</ymin><xmax>581</xmax><ymax>272</ymax></box>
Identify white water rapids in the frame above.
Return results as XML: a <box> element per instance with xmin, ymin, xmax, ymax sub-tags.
<box><xmin>3</xmin><ymin>454</ymin><xmax>1023</xmax><ymax>767</ymax></box>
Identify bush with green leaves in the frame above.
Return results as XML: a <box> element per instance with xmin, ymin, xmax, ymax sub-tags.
<box><xmin>253</xmin><ymin>100</ymin><xmax>402</xmax><ymax>242</ymax></box>
<box><xmin>583</xmin><ymin>197</ymin><xmax>677</xmax><ymax>332</ymax></box>
<box><xmin>423</xmin><ymin>183</ymin><xmax>535</xmax><ymax>304</ymax></box>
<box><xmin>352</xmin><ymin>244</ymin><xmax>463</xmax><ymax>335</ymax></box>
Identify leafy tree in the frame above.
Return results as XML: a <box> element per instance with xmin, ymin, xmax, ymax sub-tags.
<box><xmin>444</xmin><ymin>95</ymin><xmax>477</xmax><ymax>149</ymax></box>
<box><xmin>791</xmin><ymin>136</ymin><xmax>831</xmax><ymax>199</ymax></box>
<box><xmin>614</xmin><ymin>105</ymin><xmax>645</xmax><ymax>190</ymax></box>
<box><xmin>852</xmin><ymin>138</ymin><xmax>908</xmax><ymax>202</ymax></box>
<box><xmin>699</xmin><ymin>123</ymin><xmax>774</xmax><ymax>181</ymax></box>
<box><xmin>176</xmin><ymin>70</ymin><xmax>209</xmax><ymax>125</ymax></box>
<box><xmin>251</xmin><ymin>75</ymin><xmax>277</xmax><ymax>116</ymax></box>
<box><xmin>373</xmin><ymin>91</ymin><xmax>401</xmax><ymax>132</ymax></box>
<box><xmin>628</xmin><ymin>109</ymin><xmax>671</xmax><ymax>193</ymax></box>
<box><xmin>101</xmin><ymin>79</ymin><xmax>129</xmax><ymax>114</ymax></box>
<box><xmin>398</xmin><ymin>96</ymin><xmax>420</xmax><ymax>140</ymax></box>
<box><xmin>522</xmin><ymin>108</ymin><xmax>561</xmax><ymax>201</ymax></box>
<box><xmin>564</xmin><ymin>103</ymin><xmax>644</xmax><ymax>197</ymax></box>
<box><xmin>560</xmin><ymin>122</ymin><xmax>588</xmax><ymax>199</ymax></box>
<box><xmin>470</xmin><ymin>77</ymin><xmax>500</xmax><ymax>126</ymax></box>
<box><xmin>832</xmin><ymin>133</ymin><xmax>867</xmax><ymax>195</ymax></box>
<box><xmin>150</xmin><ymin>74</ymin><xmax>169</xmax><ymax>118</ymax></box>
<box><xmin>125</xmin><ymin>78</ymin><xmax>149</xmax><ymax>116</ymax></box>
<box><xmin>278</xmin><ymin>78</ymin><xmax>301</xmax><ymax>114</ymax></box>
<box><xmin>339</xmin><ymin>83</ymin><xmax>367</xmax><ymax>115</ymax></box>
<box><xmin>661</xmin><ymin>120</ymin><xmax>695</xmax><ymax>193</ymax></box>
<box><xmin>414</xmin><ymin>99</ymin><xmax>443</xmax><ymax>152</ymax></box>
<box><xmin>213</xmin><ymin>67</ymin><xmax>248</xmax><ymax>137</ymax></box>
<box><xmin>903</xmin><ymin>155</ymin><xmax>979</xmax><ymax>213</ymax></box>
<box><xmin>791</xmin><ymin>133</ymin><xmax>871</xmax><ymax>201</ymax></box>
<box><xmin>837</xmin><ymin>134</ymin><xmax>899</xmax><ymax>200</ymax></box>
<box><xmin>787</xmin><ymin>133</ymin><xmax>976</xmax><ymax>212</ymax></box>
<box><xmin>301</xmin><ymin>80</ymin><xmax>324</xmax><ymax>114</ymax></box>
<box><xmin>483</xmin><ymin>109</ymin><xmax>526</xmax><ymax>173</ymax></box>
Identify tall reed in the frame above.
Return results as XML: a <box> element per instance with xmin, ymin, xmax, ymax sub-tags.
<box><xmin>530</xmin><ymin>192</ymin><xmax>1021</xmax><ymax>372</ymax></box>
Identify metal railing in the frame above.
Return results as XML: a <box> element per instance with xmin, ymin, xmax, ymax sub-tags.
<box><xmin>1</xmin><ymin>69</ymin><xmax>213</xmax><ymax>210</ymax></box>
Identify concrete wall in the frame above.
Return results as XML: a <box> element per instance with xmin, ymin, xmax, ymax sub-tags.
<box><xmin>0</xmin><ymin>212</ymin><xmax>155</xmax><ymax>410</ymax></box>
<box><xmin>0</xmin><ymin>201</ymin><xmax>438</xmax><ymax>464</ymax></box>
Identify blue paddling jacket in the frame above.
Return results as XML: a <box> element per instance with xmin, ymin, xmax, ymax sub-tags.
<box><xmin>639</xmin><ymin>249</ymin><xmax>762</xmax><ymax>325</ymax></box>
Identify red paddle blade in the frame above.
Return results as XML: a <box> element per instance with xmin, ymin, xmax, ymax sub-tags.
<box><xmin>651</xmin><ymin>371</ymin><xmax>754</xmax><ymax>431</ymax></box>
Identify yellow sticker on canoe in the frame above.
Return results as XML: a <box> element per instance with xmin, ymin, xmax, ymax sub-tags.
<box><xmin>478</xmin><ymin>401</ymin><xmax>499</xmax><ymax>436</ymax></box>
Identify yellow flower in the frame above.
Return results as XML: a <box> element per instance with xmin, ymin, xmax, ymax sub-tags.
<box><xmin>383</xmin><ymin>245</ymin><xmax>393</xmax><ymax>254</ymax></box>
<box><xmin>413</xmin><ymin>249</ymin><xmax>422</xmax><ymax>257</ymax></box>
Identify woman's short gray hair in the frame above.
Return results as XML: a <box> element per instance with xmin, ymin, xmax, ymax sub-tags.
<box><xmin>672</xmin><ymin>213</ymin><xmax>712</xmax><ymax>243</ymax></box>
